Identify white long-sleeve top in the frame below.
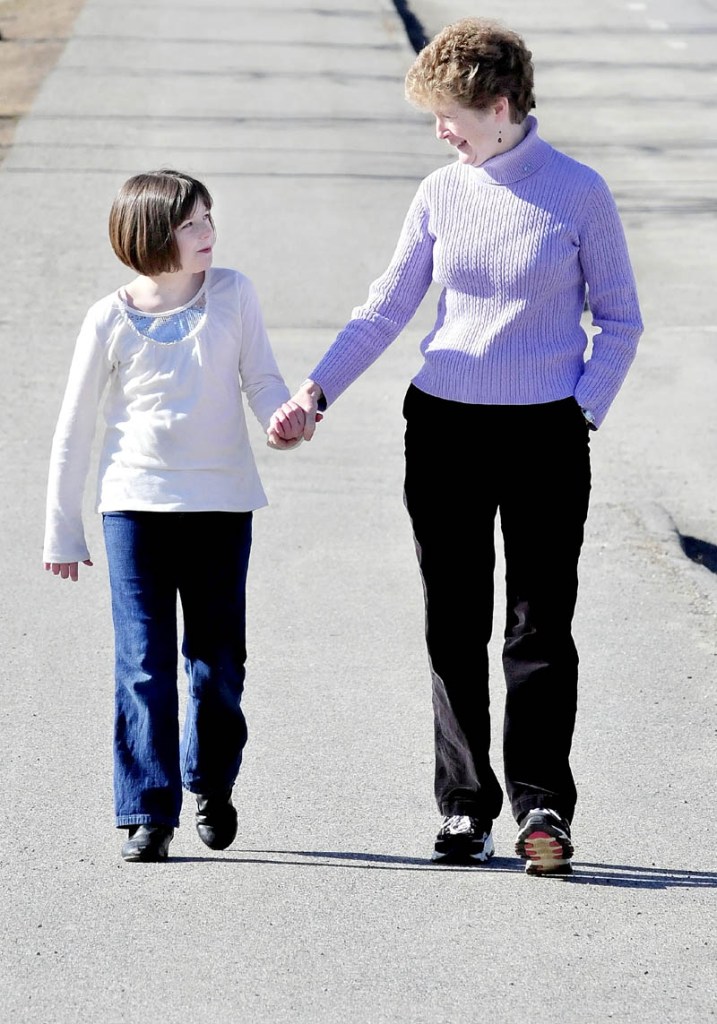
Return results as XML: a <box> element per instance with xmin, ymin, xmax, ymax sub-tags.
<box><xmin>43</xmin><ymin>267</ymin><xmax>290</xmax><ymax>564</ymax></box>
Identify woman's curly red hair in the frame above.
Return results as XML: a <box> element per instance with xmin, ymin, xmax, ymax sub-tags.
<box><xmin>405</xmin><ymin>18</ymin><xmax>536</xmax><ymax>123</ymax></box>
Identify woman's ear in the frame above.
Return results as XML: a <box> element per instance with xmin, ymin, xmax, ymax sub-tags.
<box><xmin>493</xmin><ymin>95</ymin><xmax>510</xmax><ymax>120</ymax></box>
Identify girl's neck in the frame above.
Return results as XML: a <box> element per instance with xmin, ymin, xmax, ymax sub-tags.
<box><xmin>123</xmin><ymin>270</ymin><xmax>206</xmax><ymax>314</ymax></box>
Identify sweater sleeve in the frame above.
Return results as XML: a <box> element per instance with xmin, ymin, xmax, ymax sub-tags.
<box><xmin>309</xmin><ymin>184</ymin><xmax>435</xmax><ymax>406</ymax></box>
<box><xmin>237</xmin><ymin>275</ymin><xmax>291</xmax><ymax>431</ymax></box>
<box><xmin>43</xmin><ymin>307</ymin><xmax>113</xmax><ymax>564</ymax></box>
<box><xmin>574</xmin><ymin>176</ymin><xmax>644</xmax><ymax>427</ymax></box>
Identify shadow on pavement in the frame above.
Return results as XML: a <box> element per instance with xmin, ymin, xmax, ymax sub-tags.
<box><xmin>678</xmin><ymin>532</ymin><xmax>717</xmax><ymax>574</ymax></box>
<box><xmin>169</xmin><ymin>850</ymin><xmax>716</xmax><ymax>888</ymax></box>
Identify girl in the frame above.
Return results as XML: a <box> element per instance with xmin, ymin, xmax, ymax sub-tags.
<box><xmin>43</xmin><ymin>169</ymin><xmax>304</xmax><ymax>862</ymax></box>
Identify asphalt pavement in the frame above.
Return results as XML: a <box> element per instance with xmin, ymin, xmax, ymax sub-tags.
<box><xmin>1</xmin><ymin>1</ymin><xmax>715</xmax><ymax>1021</ymax></box>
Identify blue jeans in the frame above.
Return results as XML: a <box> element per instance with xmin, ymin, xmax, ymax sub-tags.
<box><xmin>103</xmin><ymin>511</ymin><xmax>252</xmax><ymax>828</ymax></box>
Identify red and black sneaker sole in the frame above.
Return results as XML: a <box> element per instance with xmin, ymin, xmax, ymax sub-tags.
<box><xmin>515</xmin><ymin>825</ymin><xmax>574</xmax><ymax>876</ymax></box>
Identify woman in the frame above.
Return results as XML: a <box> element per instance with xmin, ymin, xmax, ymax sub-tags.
<box><xmin>271</xmin><ymin>18</ymin><xmax>642</xmax><ymax>874</ymax></box>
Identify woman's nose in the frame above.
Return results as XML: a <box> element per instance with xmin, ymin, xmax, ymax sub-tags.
<box><xmin>435</xmin><ymin>117</ymin><xmax>448</xmax><ymax>140</ymax></box>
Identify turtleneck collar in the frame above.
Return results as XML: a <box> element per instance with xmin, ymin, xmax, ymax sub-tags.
<box><xmin>466</xmin><ymin>116</ymin><xmax>553</xmax><ymax>185</ymax></box>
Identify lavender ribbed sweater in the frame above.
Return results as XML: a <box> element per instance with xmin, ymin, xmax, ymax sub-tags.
<box><xmin>310</xmin><ymin>117</ymin><xmax>642</xmax><ymax>427</ymax></box>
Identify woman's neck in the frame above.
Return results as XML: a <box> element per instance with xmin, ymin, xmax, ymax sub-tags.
<box><xmin>123</xmin><ymin>270</ymin><xmax>205</xmax><ymax>314</ymax></box>
<box><xmin>494</xmin><ymin>120</ymin><xmax>529</xmax><ymax>158</ymax></box>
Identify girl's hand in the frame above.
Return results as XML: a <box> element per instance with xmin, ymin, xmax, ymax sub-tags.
<box><xmin>267</xmin><ymin>382</ymin><xmax>325</xmax><ymax>450</ymax></box>
<box><xmin>266</xmin><ymin>429</ymin><xmax>303</xmax><ymax>451</ymax></box>
<box><xmin>44</xmin><ymin>559</ymin><xmax>93</xmax><ymax>582</ymax></box>
<box><xmin>270</xmin><ymin>400</ymin><xmax>306</xmax><ymax>442</ymax></box>
<box><xmin>271</xmin><ymin>379</ymin><xmax>325</xmax><ymax>443</ymax></box>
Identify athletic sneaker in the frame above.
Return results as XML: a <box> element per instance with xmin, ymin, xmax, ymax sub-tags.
<box><xmin>432</xmin><ymin>815</ymin><xmax>495</xmax><ymax>863</ymax></box>
<box><xmin>515</xmin><ymin>808</ymin><xmax>574</xmax><ymax>876</ymax></box>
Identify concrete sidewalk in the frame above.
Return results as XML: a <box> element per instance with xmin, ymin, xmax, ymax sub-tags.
<box><xmin>1</xmin><ymin>1</ymin><xmax>715</xmax><ymax>1021</ymax></box>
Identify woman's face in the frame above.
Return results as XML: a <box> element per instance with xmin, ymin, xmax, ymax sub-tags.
<box><xmin>431</xmin><ymin>100</ymin><xmax>501</xmax><ymax>167</ymax></box>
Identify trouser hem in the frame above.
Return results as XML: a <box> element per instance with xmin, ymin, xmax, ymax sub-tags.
<box><xmin>512</xmin><ymin>799</ymin><xmax>574</xmax><ymax>826</ymax></box>
<box><xmin>439</xmin><ymin>802</ymin><xmax>497</xmax><ymax>822</ymax></box>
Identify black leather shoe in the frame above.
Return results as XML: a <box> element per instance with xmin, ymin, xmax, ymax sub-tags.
<box><xmin>195</xmin><ymin>789</ymin><xmax>238</xmax><ymax>851</ymax></box>
<box><xmin>121</xmin><ymin>824</ymin><xmax>174</xmax><ymax>862</ymax></box>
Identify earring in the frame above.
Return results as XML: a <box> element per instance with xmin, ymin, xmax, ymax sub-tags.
<box><xmin>497</xmin><ymin>129</ymin><xmax>503</xmax><ymax>144</ymax></box>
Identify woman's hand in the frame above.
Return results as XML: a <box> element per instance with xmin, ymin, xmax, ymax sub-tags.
<box><xmin>44</xmin><ymin>559</ymin><xmax>93</xmax><ymax>582</ymax></box>
<box><xmin>285</xmin><ymin>379</ymin><xmax>325</xmax><ymax>441</ymax></box>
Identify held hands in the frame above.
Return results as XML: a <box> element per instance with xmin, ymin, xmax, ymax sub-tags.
<box><xmin>267</xmin><ymin>379</ymin><xmax>324</xmax><ymax>450</ymax></box>
<box><xmin>44</xmin><ymin>559</ymin><xmax>93</xmax><ymax>582</ymax></box>
<box><xmin>267</xmin><ymin>399</ymin><xmax>306</xmax><ymax>450</ymax></box>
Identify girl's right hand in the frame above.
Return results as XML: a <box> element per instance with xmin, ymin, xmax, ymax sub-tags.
<box><xmin>269</xmin><ymin>400</ymin><xmax>306</xmax><ymax>443</ymax></box>
<box><xmin>272</xmin><ymin>379</ymin><xmax>325</xmax><ymax>442</ymax></box>
<box><xmin>44</xmin><ymin>559</ymin><xmax>93</xmax><ymax>582</ymax></box>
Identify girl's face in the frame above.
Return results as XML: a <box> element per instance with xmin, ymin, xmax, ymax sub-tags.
<box><xmin>174</xmin><ymin>200</ymin><xmax>215</xmax><ymax>273</ymax></box>
<box><xmin>431</xmin><ymin>100</ymin><xmax>501</xmax><ymax>167</ymax></box>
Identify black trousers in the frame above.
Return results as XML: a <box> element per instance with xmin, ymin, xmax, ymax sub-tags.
<box><xmin>403</xmin><ymin>385</ymin><xmax>591</xmax><ymax>825</ymax></box>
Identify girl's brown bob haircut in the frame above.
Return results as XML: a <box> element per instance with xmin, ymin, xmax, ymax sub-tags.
<box><xmin>405</xmin><ymin>18</ymin><xmax>536</xmax><ymax>123</ymax></box>
<box><xmin>109</xmin><ymin>169</ymin><xmax>214</xmax><ymax>276</ymax></box>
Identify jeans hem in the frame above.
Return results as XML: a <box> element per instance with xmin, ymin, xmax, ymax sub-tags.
<box><xmin>116</xmin><ymin>814</ymin><xmax>180</xmax><ymax>829</ymax></box>
<box><xmin>182</xmin><ymin>772</ymin><xmax>240</xmax><ymax>796</ymax></box>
